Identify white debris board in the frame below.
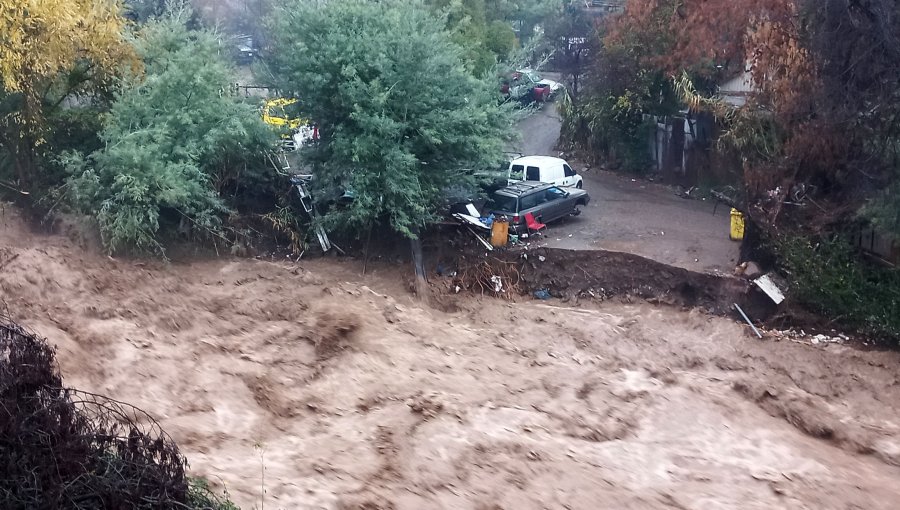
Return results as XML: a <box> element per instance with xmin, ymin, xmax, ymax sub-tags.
<box><xmin>754</xmin><ymin>274</ymin><xmax>785</xmax><ymax>304</ymax></box>
<box><xmin>453</xmin><ymin>213</ymin><xmax>490</xmax><ymax>230</ymax></box>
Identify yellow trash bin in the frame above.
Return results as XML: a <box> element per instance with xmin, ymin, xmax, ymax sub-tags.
<box><xmin>729</xmin><ymin>208</ymin><xmax>745</xmax><ymax>241</ymax></box>
<box><xmin>491</xmin><ymin>219</ymin><xmax>509</xmax><ymax>247</ymax></box>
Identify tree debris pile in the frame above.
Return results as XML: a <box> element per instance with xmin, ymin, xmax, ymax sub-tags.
<box><xmin>0</xmin><ymin>314</ymin><xmax>227</xmax><ymax>509</ymax></box>
<box><xmin>452</xmin><ymin>254</ymin><xmax>524</xmax><ymax>300</ymax></box>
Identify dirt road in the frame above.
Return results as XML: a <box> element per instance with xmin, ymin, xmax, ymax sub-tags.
<box><xmin>512</xmin><ymin>102</ymin><xmax>739</xmax><ymax>273</ymax></box>
<box><xmin>2</xmin><ymin>211</ymin><xmax>900</xmax><ymax>509</ymax></box>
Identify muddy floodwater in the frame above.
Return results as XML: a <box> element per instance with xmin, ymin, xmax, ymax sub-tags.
<box><xmin>2</xmin><ymin>213</ymin><xmax>900</xmax><ymax>509</ymax></box>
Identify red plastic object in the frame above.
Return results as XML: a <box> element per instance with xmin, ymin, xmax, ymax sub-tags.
<box><xmin>525</xmin><ymin>212</ymin><xmax>546</xmax><ymax>233</ymax></box>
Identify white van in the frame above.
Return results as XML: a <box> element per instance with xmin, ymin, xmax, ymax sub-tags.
<box><xmin>508</xmin><ymin>156</ymin><xmax>583</xmax><ymax>188</ymax></box>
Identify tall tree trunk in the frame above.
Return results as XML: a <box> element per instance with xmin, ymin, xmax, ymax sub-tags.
<box><xmin>572</xmin><ymin>50</ymin><xmax>580</xmax><ymax>99</ymax></box>
<box><xmin>11</xmin><ymin>97</ymin><xmax>38</xmax><ymax>198</ymax></box>
<box><xmin>13</xmin><ymin>137</ymin><xmax>25</xmax><ymax>187</ymax></box>
<box><xmin>11</xmin><ymin>135</ymin><xmax>34</xmax><ymax>198</ymax></box>
<box><xmin>410</xmin><ymin>233</ymin><xmax>427</xmax><ymax>298</ymax></box>
<box><xmin>362</xmin><ymin>224</ymin><xmax>373</xmax><ymax>275</ymax></box>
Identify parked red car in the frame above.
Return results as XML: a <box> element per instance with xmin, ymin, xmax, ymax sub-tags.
<box><xmin>500</xmin><ymin>71</ymin><xmax>552</xmax><ymax>103</ymax></box>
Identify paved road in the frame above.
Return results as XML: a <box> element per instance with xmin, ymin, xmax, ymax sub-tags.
<box><xmin>511</xmin><ymin>102</ymin><xmax>563</xmax><ymax>157</ymax></box>
<box><xmin>514</xmin><ymin>100</ymin><xmax>739</xmax><ymax>274</ymax></box>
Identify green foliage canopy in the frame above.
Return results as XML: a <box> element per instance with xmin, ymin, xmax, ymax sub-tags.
<box><xmin>425</xmin><ymin>0</ymin><xmax>518</xmax><ymax>74</ymax></box>
<box><xmin>777</xmin><ymin>234</ymin><xmax>900</xmax><ymax>341</ymax></box>
<box><xmin>67</xmin><ymin>15</ymin><xmax>275</xmax><ymax>254</ymax></box>
<box><xmin>485</xmin><ymin>0</ymin><xmax>562</xmax><ymax>41</ymax></box>
<box><xmin>267</xmin><ymin>0</ymin><xmax>513</xmax><ymax>239</ymax></box>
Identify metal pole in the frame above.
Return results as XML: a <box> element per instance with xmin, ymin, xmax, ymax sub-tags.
<box><xmin>734</xmin><ymin>303</ymin><xmax>763</xmax><ymax>339</ymax></box>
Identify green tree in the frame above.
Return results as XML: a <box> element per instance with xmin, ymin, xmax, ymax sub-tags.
<box><xmin>123</xmin><ymin>0</ymin><xmax>168</xmax><ymax>22</ymax></box>
<box><xmin>560</xmin><ymin>15</ymin><xmax>679</xmax><ymax>172</ymax></box>
<box><xmin>484</xmin><ymin>19</ymin><xmax>518</xmax><ymax>58</ymax></box>
<box><xmin>67</xmin><ymin>13</ymin><xmax>275</xmax><ymax>255</ymax></box>
<box><xmin>267</xmin><ymin>0</ymin><xmax>513</xmax><ymax>289</ymax></box>
<box><xmin>543</xmin><ymin>1</ymin><xmax>595</xmax><ymax>97</ymax></box>
<box><xmin>485</xmin><ymin>0</ymin><xmax>562</xmax><ymax>41</ymax></box>
<box><xmin>426</xmin><ymin>0</ymin><xmax>517</xmax><ymax>74</ymax></box>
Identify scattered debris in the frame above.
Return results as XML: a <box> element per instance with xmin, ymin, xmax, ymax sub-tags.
<box><xmin>533</xmin><ymin>289</ymin><xmax>551</xmax><ymax>300</ymax></box>
<box><xmin>289</xmin><ymin>174</ymin><xmax>332</xmax><ymax>252</ymax></box>
<box><xmin>467</xmin><ymin>226</ymin><xmax>494</xmax><ymax>251</ymax></box>
<box><xmin>766</xmin><ymin>329</ymin><xmax>848</xmax><ymax>346</ymax></box>
<box><xmin>754</xmin><ymin>274</ymin><xmax>786</xmax><ymax>305</ymax></box>
<box><xmin>734</xmin><ymin>261</ymin><xmax>763</xmax><ymax>279</ymax></box>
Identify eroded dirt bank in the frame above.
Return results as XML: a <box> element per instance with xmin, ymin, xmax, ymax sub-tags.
<box><xmin>465</xmin><ymin>247</ymin><xmax>751</xmax><ymax>313</ymax></box>
<box><xmin>2</xmin><ymin>212</ymin><xmax>900</xmax><ymax>509</ymax></box>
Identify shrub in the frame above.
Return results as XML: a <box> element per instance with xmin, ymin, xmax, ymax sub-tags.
<box><xmin>776</xmin><ymin>234</ymin><xmax>900</xmax><ymax>341</ymax></box>
<box><xmin>0</xmin><ymin>314</ymin><xmax>239</xmax><ymax>509</ymax></box>
<box><xmin>559</xmin><ymin>90</ymin><xmax>656</xmax><ymax>173</ymax></box>
<box><xmin>67</xmin><ymin>14</ymin><xmax>274</xmax><ymax>255</ymax></box>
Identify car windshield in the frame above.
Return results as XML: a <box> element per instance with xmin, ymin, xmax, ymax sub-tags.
<box><xmin>488</xmin><ymin>193</ymin><xmax>518</xmax><ymax>213</ymax></box>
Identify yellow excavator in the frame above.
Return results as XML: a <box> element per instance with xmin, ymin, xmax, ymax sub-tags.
<box><xmin>261</xmin><ymin>98</ymin><xmax>303</xmax><ymax>130</ymax></box>
<box><xmin>261</xmin><ymin>98</ymin><xmax>317</xmax><ymax>150</ymax></box>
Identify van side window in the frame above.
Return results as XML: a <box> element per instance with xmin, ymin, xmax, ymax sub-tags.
<box><xmin>525</xmin><ymin>166</ymin><xmax>541</xmax><ymax>181</ymax></box>
<box><xmin>511</xmin><ymin>164</ymin><xmax>524</xmax><ymax>177</ymax></box>
<box><xmin>563</xmin><ymin>164</ymin><xmax>576</xmax><ymax>177</ymax></box>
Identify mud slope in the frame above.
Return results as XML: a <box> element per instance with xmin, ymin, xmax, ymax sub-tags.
<box><xmin>489</xmin><ymin>247</ymin><xmax>750</xmax><ymax>313</ymax></box>
<box><xmin>2</xmin><ymin>210</ymin><xmax>900</xmax><ymax>510</ymax></box>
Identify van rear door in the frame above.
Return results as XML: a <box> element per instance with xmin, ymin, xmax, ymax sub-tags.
<box><xmin>563</xmin><ymin>163</ymin><xmax>577</xmax><ymax>187</ymax></box>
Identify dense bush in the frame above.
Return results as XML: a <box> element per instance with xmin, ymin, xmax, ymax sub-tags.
<box><xmin>0</xmin><ymin>314</ymin><xmax>238</xmax><ymax>509</ymax></box>
<box><xmin>776</xmin><ymin>234</ymin><xmax>900</xmax><ymax>341</ymax></box>
<box><xmin>66</xmin><ymin>14</ymin><xmax>275</xmax><ymax>255</ymax></box>
<box><xmin>559</xmin><ymin>90</ymin><xmax>656</xmax><ymax>173</ymax></box>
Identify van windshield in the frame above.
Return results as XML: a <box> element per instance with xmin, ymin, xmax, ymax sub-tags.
<box><xmin>488</xmin><ymin>193</ymin><xmax>518</xmax><ymax>213</ymax></box>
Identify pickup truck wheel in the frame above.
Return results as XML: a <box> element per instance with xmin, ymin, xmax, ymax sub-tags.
<box><xmin>571</xmin><ymin>206</ymin><xmax>581</xmax><ymax>216</ymax></box>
